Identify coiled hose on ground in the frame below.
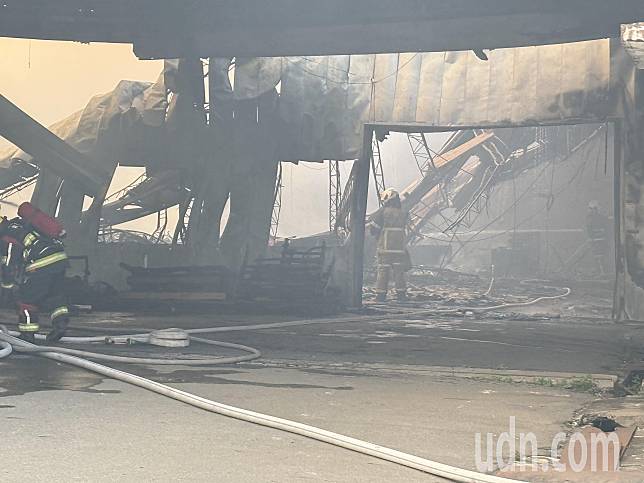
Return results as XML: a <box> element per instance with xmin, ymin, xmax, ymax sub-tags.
<box><xmin>0</xmin><ymin>288</ymin><xmax>569</xmax><ymax>482</ymax></box>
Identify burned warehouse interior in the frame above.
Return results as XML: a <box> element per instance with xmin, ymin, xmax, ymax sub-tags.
<box><xmin>1</xmin><ymin>2</ymin><xmax>644</xmax><ymax>482</ymax></box>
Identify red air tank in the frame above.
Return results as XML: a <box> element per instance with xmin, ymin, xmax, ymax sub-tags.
<box><xmin>17</xmin><ymin>202</ymin><xmax>66</xmax><ymax>238</ymax></box>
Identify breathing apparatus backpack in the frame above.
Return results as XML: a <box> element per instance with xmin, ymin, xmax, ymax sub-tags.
<box><xmin>17</xmin><ymin>202</ymin><xmax>66</xmax><ymax>239</ymax></box>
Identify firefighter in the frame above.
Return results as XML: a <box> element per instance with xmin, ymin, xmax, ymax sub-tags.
<box><xmin>0</xmin><ymin>205</ymin><xmax>70</xmax><ymax>343</ymax></box>
<box><xmin>369</xmin><ymin>189</ymin><xmax>411</xmax><ymax>302</ymax></box>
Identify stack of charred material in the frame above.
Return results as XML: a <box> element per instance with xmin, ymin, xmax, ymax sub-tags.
<box><xmin>120</xmin><ymin>264</ymin><xmax>231</xmax><ymax>307</ymax></box>
<box><xmin>238</xmin><ymin>242</ymin><xmax>338</xmax><ymax>314</ymax></box>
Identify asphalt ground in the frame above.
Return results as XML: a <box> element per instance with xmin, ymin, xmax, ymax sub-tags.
<box><xmin>1</xmin><ymin>287</ymin><xmax>642</xmax><ymax>482</ymax></box>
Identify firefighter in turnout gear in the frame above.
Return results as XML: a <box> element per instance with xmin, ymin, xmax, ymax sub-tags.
<box><xmin>369</xmin><ymin>189</ymin><xmax>411</xmax><ymax>302</ymax></box>
<box><xmin>0</xmin><ymin>203</ymin><xmax>70</xmax><ymax>343</ymax></box>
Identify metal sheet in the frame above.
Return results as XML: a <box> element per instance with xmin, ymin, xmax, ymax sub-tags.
<box><xmin>373</xmin><ymin>54</ymin><xmax>399</xmax><ymax>123</ymax></box>
<box><xmin>267</xmin><ymin>39</ymin><xmax>616</xmax><ymax>161</ymax></box>
<box><xmin>415</xmin><ymin>52</ymin><xmax>446</xmax><ymax>124</ymax></box>
<box><xmin>234</xmin><ymin>57</ymin><xmax>282</xmax><ymax>100</ymax></box>
<box><xmin>560</xmin><ymin>426</ymin><xmax>637</xmax><ymax>471</ymax></box>
<box><xmin>391</xmin><ymin>53</ymin><xmax>422</xmax><ymax>123</ymax></box>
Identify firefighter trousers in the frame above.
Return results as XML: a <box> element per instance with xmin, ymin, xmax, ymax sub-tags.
<box><xmin>17</xmin><ymin>269</ymin><xmax>69</xmax><ymax>332</ymax></box>
<box><xmin>375</xmin><ymin>263</ymin><xmax>407</xmax><ymax>296</ymax></box>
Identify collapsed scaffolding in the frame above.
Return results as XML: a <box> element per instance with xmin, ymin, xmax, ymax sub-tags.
<box><xmin>330</xmin><ymin>124</ymin><xmax>606</xmax><ymax>257</ymax></box>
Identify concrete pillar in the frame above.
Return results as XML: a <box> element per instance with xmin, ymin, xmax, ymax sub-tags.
<box><xmin>30</xmin><ymin>169</ymin><xmax>61</xmax><ymax>215</ymax></box>
<box><xmin>349</xmin><ymin>126</ymin><xmax>372</xmax><ymax>307</ymax></box>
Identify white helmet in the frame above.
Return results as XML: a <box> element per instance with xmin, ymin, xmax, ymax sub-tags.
<box><xmin>380</xmin><ymin>188</ymin><xmax>399</xmax><ymax>203</ymax></box>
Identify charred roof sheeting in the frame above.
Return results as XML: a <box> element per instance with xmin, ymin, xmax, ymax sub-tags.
<box><xmin>234</xmin><ymin>58</ymin><xmax>282</xmax><ymax>101</ymax></box>
<box><xmin>0</xmin><ymin>40</ymin><xmax>623</xmax><ymax>173</ymax></box>
<box><xmin>0</xmin><ymin>75</ymin><xmax>170</xmax><ymax>192</ymax></box>
<box><xmin>226</xmin><ymin>40</ymin><xmax>615</xmax><ymax>161</ymax></box>
<box><xmin>0</xmin><ymin>94</ymin><xmax>108</xmax><ymax>194</ymax></box>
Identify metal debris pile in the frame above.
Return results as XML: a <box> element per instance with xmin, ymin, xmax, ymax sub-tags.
<box><xmin>120</xmin><ymin>264</ymin><xmax>231</xmax><ymax>307</ymax></box>
<box><xmin>238</xmin><ymin>243</ymin><xmax>338</xmax><ymax>313</ymax></box>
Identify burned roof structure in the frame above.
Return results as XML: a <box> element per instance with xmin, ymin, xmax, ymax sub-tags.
<box><xmin>0</xmin><ymin>6</ymin><xmax>643</xmax><ymax>317</ymax></box>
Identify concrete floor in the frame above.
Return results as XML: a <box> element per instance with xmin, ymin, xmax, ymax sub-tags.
<box><xmin>1</xmin><ymin>357</ymin><xmax>590</xmax><ymax>482</ymax></box>
<box><xmin>1</xmin><ymin>297</ymin><xmax>643</xmax><ymax>482</ymax></box>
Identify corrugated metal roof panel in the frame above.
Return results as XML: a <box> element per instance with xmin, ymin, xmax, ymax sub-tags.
<box><xmin>268</xmin><ymin>40</ymin><xmax>614</xmax><ymax>160</ymax></box>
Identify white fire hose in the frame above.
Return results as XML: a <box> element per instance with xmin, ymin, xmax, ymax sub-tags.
<box><xmin>0</xmin><ymin>331</ymin><xmax>522</xmax><ymax>483</ymax></box>
<box><xmin>0</xmin><ymin>289</ymin><xmax>570</xmax><ymax>482</ymax></box>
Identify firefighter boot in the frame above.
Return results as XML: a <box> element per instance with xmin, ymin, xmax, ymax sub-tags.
<box><xmin>375</xmin><ymin>264</ymin><xmax>391</xmax><ymax>303</ymax></box>
<box><xmin>46</xmin><ymin>306</ymin><xmax>70</xmax><ymax>343</ymax></box>
<box><xmin>17</xmin><ymin>304</ymin><xmax>40</xmax><ymax>343</ymax></box>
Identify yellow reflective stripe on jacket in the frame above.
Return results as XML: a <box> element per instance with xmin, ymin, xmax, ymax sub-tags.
<box><xmin>23</xmin><ymin>232</ymin><xmax>37</xmax><ymax>247</ymax></box>
<box><xmin>25</xmin><ymin>252</ymin><xmax>68</xmax><ymax>272</ymax></box>
<box><xmin>51</xmin><ymin>306</ymin><xmax>69</xmax><ymax>320</ymax></box>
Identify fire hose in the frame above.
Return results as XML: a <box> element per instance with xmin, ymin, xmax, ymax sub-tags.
<box><xmin>0</xmin><ymin>289</ymin><xmax>570</xmax><ymax>482</ymax></box>
<box><xmin>0</xmin><ymin>331</ymin><xmax>522</xmax><ymax>483</ymax></box>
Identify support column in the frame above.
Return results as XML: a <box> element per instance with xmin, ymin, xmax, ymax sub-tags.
<box><xmin>80</xmin><ymin>169</ymin><xmax>113</xmax><ymax>243</ymax></box>
<box><xmin>57</xmin><ymin>182</ymin><xmax>85</xmax><ymax>239</ymax></box>
<box><xmin>613</xmin><ymin>120</ymin><xmax>625</xmax><ymax>320</ymax></box>
<box><xmin>219</xmin><ymin>88</ymin><xmax>279</xmax><ymax>270</ymax></box>
<box><xmin>189</xmin><ymin>57</ymin><xmax>235</xmax><ymax>263</ymax></box>
<box><xmin>615</xmin><ymin>67</ymin><xmax>644</xmax><ymax>321</ymax></box>
<box><xmin>349</xmin><ymin>126</ymin><xmax>373</xmax><ymax>307</ymax></box>
<box><xmin>30</xmin><ymin>169</ymin><xmax>62</xmax><ymax>215</ymax></box>
<box><xmin>168</xmin><ymin>57</ymin><xmax>207</xmax><ymax>254</ymax></box>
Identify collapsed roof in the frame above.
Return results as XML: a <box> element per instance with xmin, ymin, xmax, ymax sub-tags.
<box><xmin>0</xmin><ymin>38</ymin><xmax>632</xmax><ymax>180</ymax></box>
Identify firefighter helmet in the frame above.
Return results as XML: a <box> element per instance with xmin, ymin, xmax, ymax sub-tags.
<box><xmin>380</xmin><ymin>189</ymin><xmax>399</xmax><ymax>203</ymax></box>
